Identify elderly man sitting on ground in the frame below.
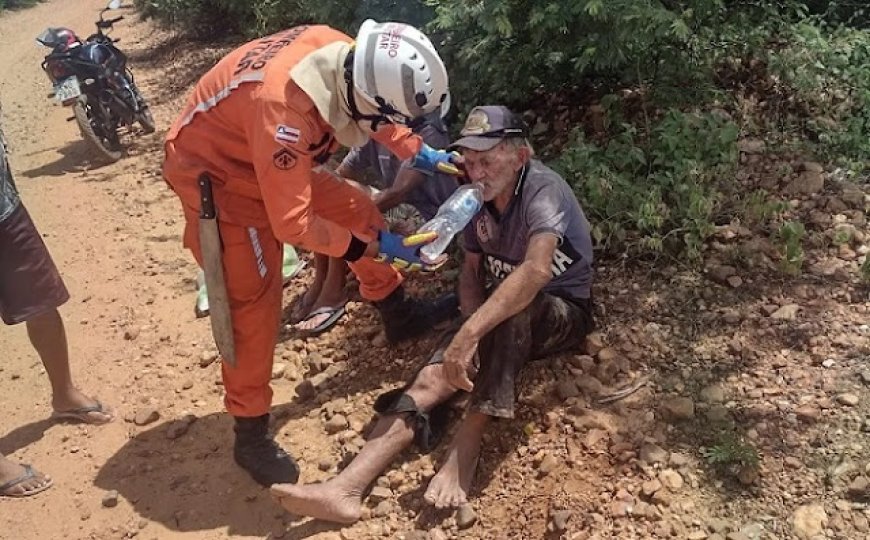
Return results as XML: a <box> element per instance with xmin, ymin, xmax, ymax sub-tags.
<box><xmin>271</xmin><ymin>105</ymin><xmax>595</xmax><ymax>522</ymax></box>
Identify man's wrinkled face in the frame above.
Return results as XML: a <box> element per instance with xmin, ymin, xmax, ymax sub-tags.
<box><xmin>461</xmin><ymin>141</ymin><xmax>525</xmax><ymax>202</ymax></box>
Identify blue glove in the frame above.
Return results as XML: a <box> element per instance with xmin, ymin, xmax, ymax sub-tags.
<box><xmin>375</xmin><ymin>230</ymin><xmax>444</xmax><ymax>272</ymax></box>
<box><xmin>410</xmin><ymin>144</ymin><xmax>462</xmax><ymax>176</ymax></box>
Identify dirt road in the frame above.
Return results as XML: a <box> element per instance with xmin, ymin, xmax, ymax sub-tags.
<box><xmin>0</xmin><ymin>1</ymin><xmax>278</xmax><ymax>538</ymax></box>
<box><xmin>2</xmin><ymin>2</ymin><xmax>870</xmax><ymax>540</ymax></box>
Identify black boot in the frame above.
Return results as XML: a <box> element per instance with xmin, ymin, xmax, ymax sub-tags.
<box><xmin>233</xmin><ymin>414</ymin><xmax>299</xmax><ymax>486</ymax></box>
<box><xmin>375</xmin><ymin>287</ymin><xmax>459</xmax><ymax>343</ymax></box>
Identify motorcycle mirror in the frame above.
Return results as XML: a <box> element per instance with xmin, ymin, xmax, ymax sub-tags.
<box><xmin>107</xmin><ymin>0</ymin><xmax>121</xmax><ymax>9</ymax></box>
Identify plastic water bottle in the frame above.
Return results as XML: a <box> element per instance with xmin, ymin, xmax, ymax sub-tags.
<box><xmin>418</xmin><ymin>183</ymin><xmax>484</xmax><ymax>262</ymax></box>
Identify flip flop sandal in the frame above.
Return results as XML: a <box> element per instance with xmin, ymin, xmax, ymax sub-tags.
<box><xmin>293</xmin><ymin>305</ymin><xmax>346</xmax><ymax>336</ymax></box>
<box><xmin>0</xmin><ymin>465</ymin><xmax>53</xmax><ymax>498</ymax></box>
<box><xmin>282</xmin><ymin>259</ymin><xmax>308</xmax><ymax>287</ymax></box>
<box><xmin>50</xmin><ymin>401</ymin><xmax>114</xmax><ymax>425</ymax></box>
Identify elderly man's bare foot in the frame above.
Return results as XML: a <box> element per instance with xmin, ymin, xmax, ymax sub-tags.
<box><xmin>424</xmin><ymin>444</ymin><xmax>479</xmax><ymax>509</ymax></box>
<box><xmin>0</xmin><ymin>457</ymin><xmax>52</xmax><ymax>497</ymax></box>
<box><xmin>271</xmin><ymin>481</ymin><xmax>362</xmax><ymax>524</ymax></box>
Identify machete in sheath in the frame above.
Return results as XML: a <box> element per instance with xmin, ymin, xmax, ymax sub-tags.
<box><xmin>198</xmin><ymin>173</ymin><xmax>237</xmax><ymax>368</ymax></box>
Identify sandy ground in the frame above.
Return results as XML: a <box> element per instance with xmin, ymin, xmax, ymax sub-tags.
<box><xmin>2</xmin><ymin>2</ymin><xmax>869</xmax><ymax>540</ymax></box>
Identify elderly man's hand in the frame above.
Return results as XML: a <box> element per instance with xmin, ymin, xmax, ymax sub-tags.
<box><xmin>441</xmin><ymin>329</ymin><xmax>477</xmax><ymax>392</ymax></box>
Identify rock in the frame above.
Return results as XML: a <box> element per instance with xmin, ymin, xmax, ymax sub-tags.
<box><xmin>726</xmin><ymin>276</ymin><xmax>743</xmax><ymax>288</ymax></box>
<box><xmin>368</xmin><ymin>486</ymin><xmax>392</xmax><ymax>503</ymax></box>
<box><xmin>785</xmin><ymin>170</ymin><xmax>825</xmax><ymax>195</ymax></box>
<box><xmin>538</xmin><ymin>454</ymin><xmax>558</xmax><ymax>475</ymax></box>
<box><xmin>134</xmin><ymin>409</ymin><xmax>160</xmax><ymax>426</ymax></box>
<box><xmin>610</xmin><ymin>500</ymin><xmax>633</xmax><ymax>517</ymax></box>
<box><xmin>325</xmin><ymin>414</ymin><xmax>349</xmax><ymax>434</ymax></box>
<box><xmin>708</xmin><ymin>265</ymin><xmax>737</xmax><ymax>284</ymax></box>
<box><xmin>576</xmin><ymin>375</ymin><xmax>604</xmax><ymax>397</ymax></box>
<box><xmin>795</xmin><ymin>405</ymin><xmax>821</xmax><ymax>423</ymax></box>
<box><xmin>642</xmin><ymin>479</ymin><xmax>663</xmax><ymax>497</ymax></box>
<box><xmin>770</xmin><ymin>304</ymin><xmax>800</xmax><ymax>320</ymax></box>
<box><xmin>737</xmin><ymin>465</ymin><xmax>758</xmax><ymax>486</ymax></box>
<box><xmin>700</xmin><ymin>385</ymin><xmax>726</xmax><ymax>403</ymax></box>
<box><xmin>859</xmin><ymin>371</ymin><xmax>870</xmax><ymax>385</ymax></box>
<box><xmin>706</xmin><ymin>405</ymin><xmax>730</xmax><ymax>423</ymax></box>
<box><xmin>670</xmin><ymin>452</ymin><xmax>691</xmax><ymax>467</ymax></box>
<box><xmin>372</xmin><ymin>332</ymin><xmax>388</xmax><ymax>348</ymax></box>
<box><xmin>659</xmin><ymin>469</ymin><xmax>684</xmax><ymax>491</ymax></box>
<box><xmin>640</xmin><ymin>443</ymin><xmax>669</xmax><ymax>465</ymax></box>
<box><xmin>661</xmin><ymin>397</ymin><xmax>695</xmax><ymax>421</ymax></box>
<box><xmin>271</xmin><ymin>362</ymin><xmax>286</xmax><ymax>380</ymax></box>
<box><xmin>847</xmin><ymin>476</ymin><xmax>869</xmax><ymax>501</ymax></box>
<box><xmin>836</xmin><ymin>393</ymin><xmax>860</xmax><ymax>407</ymax></box>
<box><xmin>318</xmin><ymin>459</ymin><xmax>332</xmax><ymax>472</ymax></box>
<box><xmin>165</xmin><ymin>420</ymin><xmax>193</xmax><ymax>440</ymax></box>
<box><xmin>295</xmin><ymin>379</ymin><xmax>316</xmax><ymax>400</ymax></box>
<box><xmin>841</xmin><ymin>184</ymin><xmax>865</xmax><ymax>207</ymax></box>
<box><xmin>550</xmin><ymin>509</ymin><xmax>572</xmax><ymax>532</ymax></box>
<box><xmin>738</xmin><ymin>139</ymin><xmax>765</xmax><ymax>154</ymax></box>
<box><xmin>428</xmin><ymin>529</ymin><xmax>448</xmax><ymax>540</ymax></box>
<box><xmin>597</xmin><ymin>347</ymin><xmax>619</xmax><ymax>362</ymax></box>
<box><xmin>583</xmin><ymin>333</ymin><xmax>605</xmax><ymax>356</ymax></box>
<box><xmin>791</xmin><ymin>503</ymin><xmax>827</xmax><ymax>540</ymax></box>
<box><xmin>456</xmin><ymin>504</ymin><xmax>477</xmax><ymax>529</ymax></box>
<box><xmin>199</xmin><ymin>350</ymin><xmax>218</xmax><ymax>368</ymax></box>
<box><xmin>101</xmin><ymin>490</ymin><xmax>119</xmax><ymax>508</ymax></box>
<box><xmin>556</xmin><ymin>380</ymin><xmax>580</xmax><ymax>401</ymax></box>
<box><xmin>802</xmin><ymin>161</ymin><xmax>824</xmax><ymax>173</ymax></box>
<box><xmin>123</xmin><ymin>327</ymin><xmax>140</xmax><ymax>341</ymax></box>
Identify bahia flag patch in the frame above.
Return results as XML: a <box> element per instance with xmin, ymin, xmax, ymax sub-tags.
<box><xmin>274</xmin><ymin>124</ymin><xmax>301</xmax><ymax>145</ymax></box>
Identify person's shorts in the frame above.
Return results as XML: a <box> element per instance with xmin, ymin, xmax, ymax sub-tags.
<box><xmin>0</xmin><ymin>203</ymin><xmax>69</xmax><ymax>325</ymax></box>
<box><xmin>427</xmin><ymin>292</ymin><xmax>595</xmax><ymax>418</ymax></box>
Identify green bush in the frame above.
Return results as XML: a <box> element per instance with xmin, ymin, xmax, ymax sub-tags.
<box><xmin>556</xmin><ymin>109</ymin><xmax>738</xmax><ymax>260</ymax></box>
<box><xmin>133</xmin><ymin>0</ymin><xmax>432</xmax><ymax>38</ymax></box>
<box><xmin>428</xmin><ymin>0</ymin><xmax>728</xmax><ymax>108</ymax></box>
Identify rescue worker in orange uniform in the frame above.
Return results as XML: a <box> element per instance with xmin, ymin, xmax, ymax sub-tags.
<box><xmin>163</xmin><ymin>20</ymin><xmax>460</xmax><ymax>486</ymax></box>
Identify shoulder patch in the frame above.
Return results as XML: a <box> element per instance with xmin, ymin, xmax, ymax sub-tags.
<box><xmin>272</xmin><ymin>148</ymin><xmax>297</xmax><ymax>170</ymax></box>
<box><xmin>275</xmin><ymin>124</ymin><xmax>300</xmax><ymax>145</ymax></box>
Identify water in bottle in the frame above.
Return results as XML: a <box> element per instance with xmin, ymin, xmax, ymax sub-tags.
<box><xmin>418</xmin><ymin>183</ymin><xmax>484</xmax><ymax>262</ymax></box>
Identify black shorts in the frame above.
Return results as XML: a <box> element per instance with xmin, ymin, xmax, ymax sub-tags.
<box><xmin>429</xmin><ymin>292</ymin><xmax>594</xmax><ymax>418</ymax></box>
<box><xmin>0</xmin><ymin>203</ymin><xmax>69</xmax><ymax>325</ymax></box>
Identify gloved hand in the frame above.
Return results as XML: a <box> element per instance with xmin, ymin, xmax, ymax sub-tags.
<box><xmin>410</xmin><ymin>144</ymin><xmax>463</xmax><ymax>176</ymax></box>
<box><xmin>375</xmin><ymin>230</ymin><xmax>446</xmax><ymax>272</ymax></box>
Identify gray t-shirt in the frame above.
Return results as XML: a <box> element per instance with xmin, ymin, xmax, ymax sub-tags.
<box><xmin>341</xmin><ymin>115</ymin><xmax>458</xmax><ymax>220</ymax></box>
<box><xmin>0</xmin><ymin>121</ymin><xmax>21</xmax><ymax>224</ymax></box>
<box><xmin>462</xmin><ymin>160</ymin><xmax>594</xmax><ymax>300</ymax></box>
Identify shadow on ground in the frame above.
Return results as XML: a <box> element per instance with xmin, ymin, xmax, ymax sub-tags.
<box><xmin>94</xmin><ymin>413</ymin><xmax>286</xmax><ymax>537</ymax></box>
<box><xmin>19</xmin><ymin>139</ymin><xmax>113</xmax><ymax>178</ymax></box>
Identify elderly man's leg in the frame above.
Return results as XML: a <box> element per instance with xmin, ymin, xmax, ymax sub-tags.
<box><xmin>271</xmin><ymin>363</ymin><xmax>456</xmax><ymax>523</ymax></box>
<box><xmin>425</xmin><ymin>294</ymin><xmax>593</xmax><ymax>508</ymax></box>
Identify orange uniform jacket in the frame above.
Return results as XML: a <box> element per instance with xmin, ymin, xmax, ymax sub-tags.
<box><xmin>163</xmin><ymin>25</ymin><xmax>422</xmax><ymax>258</ymax></box>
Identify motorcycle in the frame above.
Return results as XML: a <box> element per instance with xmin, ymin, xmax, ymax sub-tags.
<box><xmin>36</xmin><ymin>0</ymin><xmax>154</xmax><ymax>163</ymax></box>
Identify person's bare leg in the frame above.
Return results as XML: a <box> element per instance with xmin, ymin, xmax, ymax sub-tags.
<box><xmin>271</xmin><ymin>364</ymin><xmax>455</xmax><ymax>523</ymax></box>
<box><xmin>290</xmin><ymin>253</ymin><xmax>329</xmax><ymax>323</ymax></box>
<box><xmin>423</xmin><ymin>410</ymin><xmax>490</xmax><ymax>509</ymax></box>
<box><xmin>26</xmin><ymin>309</ymin><xmax>112</xmax><ymax>423</ymax></box>
<box><xmin>294</xmin><ymin>256</ymin><xmax>348</xmax><ymax>331</ymax></box>
<box><xmin>0</xmin><ymin>453</ymin><xmax>51</xmax><ymax>496</ymax></box>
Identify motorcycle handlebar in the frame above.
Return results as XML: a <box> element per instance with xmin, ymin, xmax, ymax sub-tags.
<box><xmin>109</xmin><ymin>16</ymin><xmax>124</xmax><ymax>23</ymax></box>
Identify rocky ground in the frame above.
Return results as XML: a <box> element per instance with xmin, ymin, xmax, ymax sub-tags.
<box><xmin>0</xmin><ymin>2</ymin><xmax>868</xmax><ymax>539</ymax></box>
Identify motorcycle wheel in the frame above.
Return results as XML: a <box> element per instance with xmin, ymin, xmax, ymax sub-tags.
<box><xmin>138</xmin><ymin>106</ymin><xmax>156</xmax><ymax>134</ymax></box>
<box><xmin>73</xmin><ymin>97</ymin><xmax>122</xmax><ymax>163</ymax></box>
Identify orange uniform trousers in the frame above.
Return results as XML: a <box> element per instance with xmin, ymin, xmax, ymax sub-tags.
<box><xmin>179</xmin><ymin>174</ymin><xmax>402</xmax><ymax>417</ymax></box>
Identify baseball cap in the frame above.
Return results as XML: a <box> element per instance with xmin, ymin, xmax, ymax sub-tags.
<box><xmin>450</xmin><ymin>105</ymin><xmax>528</xmax><ymax>151</ymax></box>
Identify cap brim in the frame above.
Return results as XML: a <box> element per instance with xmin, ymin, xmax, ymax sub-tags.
<box><xmin>449</xmin><ymin>136</ymin><xmax>503</xmax><ymax>152</ymax></box>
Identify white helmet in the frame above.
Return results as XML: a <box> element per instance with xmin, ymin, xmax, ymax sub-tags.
<box><xmin>351</xmin><ymin>19</ymin><xmax>449</xmax><ymax>125</ymax></box>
